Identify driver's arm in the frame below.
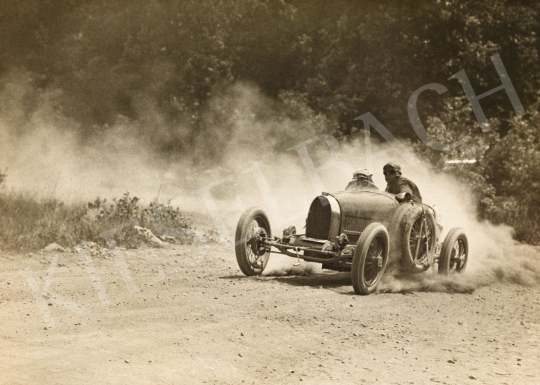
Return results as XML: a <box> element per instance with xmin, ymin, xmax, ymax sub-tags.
<box><xmin>396</xmin><ymin>180</ymin><xmax>413</xmax><ymax>196</ymax></box>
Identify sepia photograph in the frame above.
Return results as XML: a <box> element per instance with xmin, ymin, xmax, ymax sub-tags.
<box><xmin>1</xmin><ymin>1</ymin><xmax>539</xmax><ymax>384</ymax></box>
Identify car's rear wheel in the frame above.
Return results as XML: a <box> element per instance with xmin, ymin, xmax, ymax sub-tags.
<box><xmin>438</xmin><ymin>227</ymin><xmax>468</xmax><ymax>275</ymax></box>
<box><xmin>352</xmin><ymin>223</ymin><xmax>389</xmax><ymax>295</ymax></box>
<box><xmin>235</xmin><ymin>207</ymin><xmax>272</xmax><ymax>276</ymax></box>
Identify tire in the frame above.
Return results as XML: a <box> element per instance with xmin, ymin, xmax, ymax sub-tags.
<box><xmin>438</xmin><ymin>227</ymin><xmax>468</xmax><ymax>275</ymax></box>
<box><xmin>351</xmin><ymin>223</ymin><xmax>389</xmax><ymax>295</ymax></box>
<box><xmin>235</xmin><ymin>206</ymin><xmax>272</xmax><ymax>276</ymax></box>
<box><xmin>400</xmin><ymin>205</ymin><xmax>437</xmax><ymax>270</ymax></box>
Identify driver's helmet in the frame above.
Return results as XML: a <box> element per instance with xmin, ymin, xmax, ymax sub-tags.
<box><xmin>353</xmin><ymin>169</ymin><xmax>373</xmax><ymax>183</ymax></box>
<box><xmin>383</xmin><ymin>162</ymin><xmax>402</xmax><ymax>175</ymax></box>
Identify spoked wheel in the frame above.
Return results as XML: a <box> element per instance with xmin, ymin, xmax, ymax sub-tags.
<box><xmin>438</xmin><ymin>227</ymin><xmax>468</xmax><ymax>275</ymax></box>
<box><xmin>235</xmin><ymin>207</ymin><xmax>272</xmax><ymax>276</ymax></box>
<box><xmin>401</xmin><ymin>206</ymin><xmax>436</xmax><ymax>271</ymax></box>
<box><xmin>352</xmin><ymin>223</ymin><xmax>389</xmax><ymax>295</ymax></box>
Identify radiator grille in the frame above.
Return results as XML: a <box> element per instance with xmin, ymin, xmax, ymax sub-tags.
<box><xmin>306</xmin><ymin>197</ymin><xmax>331</xmax><ymax>240</ymax></box>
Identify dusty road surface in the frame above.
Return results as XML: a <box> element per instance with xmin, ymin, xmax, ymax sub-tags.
<box><xmin>1</xmin><ymin>239</ymin><xmax>539</xmax><ymax>385</ymax></box>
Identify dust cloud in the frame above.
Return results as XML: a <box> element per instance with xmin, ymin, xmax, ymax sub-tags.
<box><xmin>0</xmin><ymin>75</ymin><xmax>320</xmax><ymax>208</ymax></box>
<box><xmin>1</xmin><ymin>73</ymin><xmax>539</xmax><ymax>292</ymax></box>
<box><xmin>0</xmin><ymin>71</ymin><xmax>168</xmax><ymax>201</ymax></box>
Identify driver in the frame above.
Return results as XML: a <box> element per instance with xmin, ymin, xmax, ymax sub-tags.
<box><xmin>383</xmin><ymin>162</ymin><xmax>422</xmax><ymax>203</ymax></box>
<box><xmin>345</xmin><ymin>169</ymin><xmax>379</xmax><ymax>191</ymax></box>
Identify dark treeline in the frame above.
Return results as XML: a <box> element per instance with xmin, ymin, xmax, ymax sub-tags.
<box><xmin>1</xmin><ymin>0</ymin><xmax>539</xmax><ymax>242</ymax></box>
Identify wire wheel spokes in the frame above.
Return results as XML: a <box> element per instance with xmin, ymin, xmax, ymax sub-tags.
<box><xmin>449</xmin><ymin>238</ymin><xmax>466</xmax><ymax>272</ymax></box>
<box><xmin>245</xmin><ymin>218</ymin><xmax>268</xmax><ymax>269</ymax></box>
<box><xmin>352</xmin><ymin>223</ymin><xmax>389</xmax><ymax>295</ymax></box>
<box><xmin>364</xmin><ymin>236</ymin><xmax>385</xmax><ymax>286</ymax></box>
<box><xmin>409</xmin><ymin>217</ymin><xmax>432</xmax><ymax>264</ymax></box>
<box><xmin>437</xmin><ymin>227</ymin><xmax>468</xmax><ymax>276</ymax></box>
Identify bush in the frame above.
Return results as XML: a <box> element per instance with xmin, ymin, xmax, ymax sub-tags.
<box><xmin>0</xmin><ymin>192</ymin><xmax>192</xmax><ymax>251</ymax></box>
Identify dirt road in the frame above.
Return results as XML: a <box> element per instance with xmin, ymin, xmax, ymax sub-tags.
<box><xmin>1</xmin><ymin>241</ymin><xmax>539</xmax><ymax>385</ymax></box>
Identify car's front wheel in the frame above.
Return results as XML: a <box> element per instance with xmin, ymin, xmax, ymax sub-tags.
<box><xmin>351</xmin><ymin>223</ymin><xmax>389</xmax><ymax>295</ymax></box>
<box><xmin>235</xmin><ymin>207</ymin><xmax>272</xmax><ymax>276</ymax></box>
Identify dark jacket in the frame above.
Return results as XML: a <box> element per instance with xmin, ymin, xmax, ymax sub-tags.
<box><xmin>385</xmin><ymin>176</ymin><xmax>422</xmax><ymax>203</ymax></box>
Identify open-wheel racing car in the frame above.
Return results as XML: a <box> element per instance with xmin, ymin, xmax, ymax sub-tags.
<box><xmin>235</xmin><ymin>178</ymin><xmax>469</xmax><ymax>295</ymax></box>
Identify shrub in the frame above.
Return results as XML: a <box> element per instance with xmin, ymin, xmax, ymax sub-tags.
<box><xmin>0</xmin><ymin>192</ymin><xmax>192</xmax><ymax>251</ymax></box>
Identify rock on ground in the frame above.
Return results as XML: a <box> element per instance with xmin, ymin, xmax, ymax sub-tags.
<box><xmin>133</xmin><ymin>226</ymin><xmax>165</xmax><ymax>248</ymax></box>
<box><xmin>72</xmin><ymin>241</ymin><xmax>115</xmax><ymax>259</ymax></box>
<box><xmin>42</xmin><ymin>243</ymin><xmax>66</xmax><ymax>252</ymax></box>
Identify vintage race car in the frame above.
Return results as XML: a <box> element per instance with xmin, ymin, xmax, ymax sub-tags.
<box><xmin>235</xmin><ymin>178</ymin><xmax>469</xmax><ymax>295</ymax></box>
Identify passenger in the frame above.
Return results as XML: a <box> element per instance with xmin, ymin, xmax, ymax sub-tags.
<box><xmin>345</xmin><ymin>169</ymin><xmax>379</xmax><ymax>191</ymax></box>
<box><xmin>383</xmin><ymin>162</ymin><xmax>422</xmax><ymax>203</ymax></box>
